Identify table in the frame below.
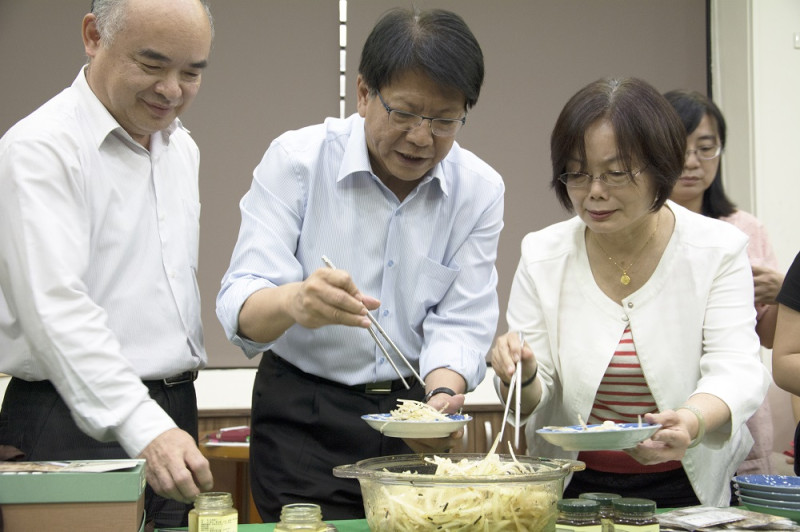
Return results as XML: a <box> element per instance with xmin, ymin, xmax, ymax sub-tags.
<box><xmin>156</xmin><ymin>520</ymin><xmax>370</xmax><ymax>531</ymax></box>
<box><xmin>238</xmin><ymin>522</ymin><xmax>369</xmax><ymax>531</ymax></box>
<box><xmin>155</xmin><ymin>508</ymin><xmax>721</xmax><ymax>531</ymax></box>
<box><xmin>200</xmin><ymin>438</ymin><xmax>259</xmax><ymax>523</ymax></box>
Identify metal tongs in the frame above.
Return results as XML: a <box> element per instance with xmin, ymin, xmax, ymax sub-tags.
<box><xmin>322</xmin><ymin>256</ymin><xmax>425</xmax><ymax>390</ymax></box>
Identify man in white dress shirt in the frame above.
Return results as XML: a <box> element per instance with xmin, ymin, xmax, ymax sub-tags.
<box><xmin>217</xmin><ymin>7</ymin><xmax>504</xmax><ymax>522</ymax></box>
<box><xmin>0</xmin><ymin>0</ymin><xmax>214</xmax><ymax>528</ymax></box>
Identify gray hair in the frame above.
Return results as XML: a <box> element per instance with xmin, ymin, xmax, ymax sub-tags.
<box><xmin>90</xmin><ymin>0</ymin><xmax>215</xmax><ymax>46</ymax></box>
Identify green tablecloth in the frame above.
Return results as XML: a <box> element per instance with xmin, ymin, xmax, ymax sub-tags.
<box><xmin>157</xmin><ymin>509</ymin><xmax>680</xmax><ymax>530</ymax></box>
<box><xmin>234</xmin><ymin>521</ymin><xmax>369</xmax><ymax>531</ymax></box>
<box><xmin>156</xmin><ymin>520</ymin><xmax>370</xmax><ymax>531</ymax></box>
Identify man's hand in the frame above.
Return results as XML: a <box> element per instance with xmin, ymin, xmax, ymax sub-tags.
<box><xmin>138</xmin><ymin>428</ymin><xmax>214</xmax><ymax>503</ymax></box>
<box><xmin>288</xmin><ymin>267</ymin><xmax>381</xmax><ymax>329</ymax></box>
<box><xmin>403</xmin><ymin>393</ymin><xmax>466</xmax><ymax>454</ymax></box>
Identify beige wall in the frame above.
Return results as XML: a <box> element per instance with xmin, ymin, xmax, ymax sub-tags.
<box><xmin>0</xmin><ymin>1</ymin><xmax>706</xmax><ymax>368</ymax></box>
<box><xmin>712</xmin><ymin>0</ymin><xmax>800</xmax><ymax>460</ymax></box>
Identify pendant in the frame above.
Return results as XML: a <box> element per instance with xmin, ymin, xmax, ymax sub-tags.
<box><xmin>620</xmin><ymin>273</ymin><xmax>631</xmax><ymax>285</ymax></box>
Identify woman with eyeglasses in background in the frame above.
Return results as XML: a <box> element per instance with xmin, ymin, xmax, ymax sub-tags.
<box><xmin>666</xmin><ymin>89</ymin><xmax>786</xmax><ymax>476</ymax></box>
<box><xmin>490</xmin><ymin>77</ymin><xmax>769</xmax><ymax>507</ymax></box>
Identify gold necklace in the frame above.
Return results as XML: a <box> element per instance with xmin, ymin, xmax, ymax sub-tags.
<box><xmin>592</xmin><ymin>214</ymin><xmax>660</xmax><ymax>286</ymax></box>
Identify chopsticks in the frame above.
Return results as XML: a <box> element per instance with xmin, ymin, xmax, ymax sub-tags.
<box><xmin>515</xmin><ymin>332</ymin><xmax>523</xmax><ymax>448</ymax></box>
<box><xmin>498</xmin><ymin>332</ymin><xmax>523</xmax><ymax>449</ymax></box>
<box><xmin>321</xmin><ymin>256</ymin><xmax>425</xmax><ymax>389</ymax></box>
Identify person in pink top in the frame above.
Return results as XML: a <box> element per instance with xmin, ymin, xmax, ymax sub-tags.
<box><xmin>666</xmin><ymin>89</ymin><xmax>785</xmax><ymax>475</ymax></box>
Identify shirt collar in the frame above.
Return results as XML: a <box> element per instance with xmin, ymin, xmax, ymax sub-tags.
<box><xmin>73</xmin><ymin>65</ymin><xmax>182</xmax><ymax>150</ymax></box>
<box><xmin>336</xmin><ymin>114</ymin><xmax>449</xmax><ymax>197</ymax></box>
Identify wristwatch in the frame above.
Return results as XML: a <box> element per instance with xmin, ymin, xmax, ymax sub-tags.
<box><xmin>424</xmin><ymin>386</ymin><xmax>457</xmax><ymax>403</ymax></box>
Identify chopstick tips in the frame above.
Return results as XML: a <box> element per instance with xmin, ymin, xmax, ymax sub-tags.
<box><xmin>320</xmin><ymin>254</ymin><xmax>424</xmax><ymax>388</ymax></box>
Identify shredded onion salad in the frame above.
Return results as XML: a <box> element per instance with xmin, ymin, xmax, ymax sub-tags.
<box><xmin>543</xmin><ymin>414</ymin><xmax>645</xmax><ymax>432</ymax></box>
<box><xmin>386</xmin><ymin>399</ymin><xmax>453</xmax><ymax>423</ymax></box>
<box><xmin>362</xmin><ymin>436</ymin><xmax>559</xmax><ymax>531</ymax></box>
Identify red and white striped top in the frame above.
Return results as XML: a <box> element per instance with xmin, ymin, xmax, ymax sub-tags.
<box><xmin>579</xmin><ymin>326</ymin><xmax>682</xmax><ymax>474</ymax></box>
<box><xmin>587</xmin><ymin>326</ymin><xmax>656</xmax><ymax>425</ymax></box>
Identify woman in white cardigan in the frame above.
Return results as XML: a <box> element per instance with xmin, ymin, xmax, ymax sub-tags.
<box><xmin>491</xmin><ymin>77</ymin><xmax>769</xmax><ymax>507</ymax></box>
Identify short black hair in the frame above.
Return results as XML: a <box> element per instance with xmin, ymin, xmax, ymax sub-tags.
<box><xmin>664</xmin><ymin>89</ymin><xmax>736</xmax><ymax>218</ymax></box>
<box><xmin>358</xmin><ymin>8</ymin><xmax>484</xmax><ymax>109</ymax></box>
<box><xmin>550</xmin><ymin>77</ymin><xmax>686</xmax><ymax>212</ymax></box>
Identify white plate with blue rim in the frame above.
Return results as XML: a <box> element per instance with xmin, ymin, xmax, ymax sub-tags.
<box><xmin>536</xmin><ymin>422</ymin><xmax>661</xmax><ymax>451</ymax></box>
<box><xmin>361</xmin><ymin>413</ymin><xmax>472</xmax><ymax>438</ymax></box>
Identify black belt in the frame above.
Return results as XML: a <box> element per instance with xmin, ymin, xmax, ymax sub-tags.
<box><xmin>269</xmin><ymin>351</ymin><xmax>412</xmax><ymax>394</ymax></box>
<box><xmin>144</xmin><ymin>370</ymin><xmax>198</xmax><ymax>387</ymax></box>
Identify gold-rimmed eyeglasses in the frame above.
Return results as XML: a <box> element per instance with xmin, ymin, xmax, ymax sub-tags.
<box><xmin>558</xmin><ymin>167</ymin><xmax>647</xmax><ymax>188</ymax></box>
<box><xmin>686</xmin><ymin>144</ymin><xmax>722</xmax><ymax>161</ymax></box>
<box><xmin>376</xmin><ymin>91</ymin><xmax>466</xmax><ymax>138</ymax></box>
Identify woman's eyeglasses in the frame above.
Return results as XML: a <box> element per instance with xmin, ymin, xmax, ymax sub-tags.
<box><xmin>558</xmin><ymin>168</ymin><xmax>646</xmax><ymax>188</ymax></box>
<box><xmin>686</xmin><ymin>145</ymin><xmax>722</xmax><ymax>161</ymax></box>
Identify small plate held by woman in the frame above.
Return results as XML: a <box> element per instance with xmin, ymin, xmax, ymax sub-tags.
<box><xmin>536</xmin><ymin>422</ymin><xmax>661</xmax><ymax>451</ymax></box>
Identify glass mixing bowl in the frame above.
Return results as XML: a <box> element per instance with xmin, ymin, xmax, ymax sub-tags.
<box><xmin>333</xmin><ymin>453</ymin><xmax>584</xmax><ymax>531</ymax></box>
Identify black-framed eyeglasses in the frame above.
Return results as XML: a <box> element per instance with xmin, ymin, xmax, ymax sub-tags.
<box><xmin>686</xmin><ymin>144</ymin><xmax>722</xmax><ymax>161</ymax></box>
<box><xmin>376</xmin><ymin>91</ymin><xmax>466</xmax><ymax>138</ymax></box>
<box><xmin>558</xmin><ymin>167</ymin><xmax>647</xmax><ymax>188</ymax></box>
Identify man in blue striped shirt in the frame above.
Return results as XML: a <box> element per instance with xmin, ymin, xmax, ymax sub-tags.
<box><xmin>216</xmin><ymin>7</ymin><xmax>504</xmax><ymax>521</ymax></box>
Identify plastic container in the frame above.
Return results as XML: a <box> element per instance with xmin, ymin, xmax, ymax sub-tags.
<box><xmin>188</xmin><ymin>491</ymin><xmax>238</xmax><ymax>532</ymax></box>
<box><xmin>611</xmin><ymin>497</ymin><xmax>659</xmax><ymax>531</ymax></box>
<box><xmin>556</xmin><ymin>498</ymin><xmax>602</xmax><ymax>530</ymax></box>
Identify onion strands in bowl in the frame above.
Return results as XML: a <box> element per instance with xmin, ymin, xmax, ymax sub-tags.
<box><xmin>361</xmin><ymin>448</ymin><xmax>561</xmax><ymax>531</ymax></box>
<box><xmin>334</xmin><ymin>436</ymin><xmax>584</xmax><ymax>531</ymax></box>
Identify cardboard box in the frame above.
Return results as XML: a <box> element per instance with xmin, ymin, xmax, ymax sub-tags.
<box><xmin>0</xmin><ymin>459</ymin><xmax>146</xmax><ymax>532</ymax></box>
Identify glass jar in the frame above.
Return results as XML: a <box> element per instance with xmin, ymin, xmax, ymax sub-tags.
<box><xmin>274</xmin><ymin>503</ymin><xmax>329</xmax><ymax>531</ymax></box>
<box><xmin>188</xmin><ymin>492</ymin><xmax>238</xmax><ymax>532</ymax></box>
<box><xmin>579</xmin><ymin>492</ymin><xmax>621</xmax><ymax>532</ymax></box>
<box><xmin>611</xmin><ymin>497</ymin><xmax>659</xmax><ymax>531</ymax></box>
<box><xmin>556</xmin><ymin>498</ymin><xmax>602</xmax><ymax>531</ymax></box>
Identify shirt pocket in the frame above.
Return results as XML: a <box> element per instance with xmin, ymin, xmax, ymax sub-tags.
<box><xmin>410</xmin><ymin>257</ymin><xmax>460</xmax><ymax>318</ymax></box>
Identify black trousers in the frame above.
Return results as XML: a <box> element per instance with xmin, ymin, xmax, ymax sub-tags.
<box><xmin>563</xmin><ymin>466</ymin><xmax>702</xmax><ymax>508</ymax></box>
<box><xmin>0</xmin><ymin>377</ymin><xmax>199</xmax><ymax>528</ymax></box>
<box><xmin>794</xmin><ymin>421</ymin><xmax>800</xmax><ymax>476</ymax></box>
<box><xmin>250</xmin><ymin>351</ymin><xmax>422</xmax><ymax>522</ymax></box>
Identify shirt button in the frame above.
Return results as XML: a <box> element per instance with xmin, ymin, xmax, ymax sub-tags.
<box><xmin>622</xmin><ymin>316</ymin><xmax>629</xmax><ymax>322</ymax></box>
<box><xmin>388</xmin><ymin>260</ymin><xmax>394</xmax><ymax>267</ymax></box>
<box><xmin>627</xmin><ymin>302</ymin><xmax>634</xmax><ymax>308</ymax></box>
<box><xmin>382</xmin><ymin>310</ymin><xmax>389</xmax><ymax>317</ymax></box>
